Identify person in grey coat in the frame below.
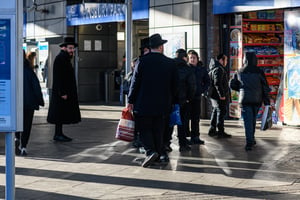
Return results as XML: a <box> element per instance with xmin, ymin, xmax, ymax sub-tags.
<box><xmin>47</xmin><ymin>37</ymin><xmax>81</xmax><ymax>142</ymax></box>
<box><xmin>15</xmin><ymin>51</ymin><xmax>44</xmax><ymax>156</ymax></box>
<box><xmin>230</xmin><ymin>52</ymin><xmax>270</xmax><ymax>151</ymax></box>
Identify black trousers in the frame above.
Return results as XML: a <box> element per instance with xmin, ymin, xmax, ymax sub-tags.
<box><xmin>55</xmin><ymin>124</ymin><xmax>63</xmax><ymax>136</ymax></box>
<box><xmin>163</xmin><ymin>114</ymin><xmax>173</xmax><ymax>147</ymax></box>
<box><xmin>190</xmin><ymin>99</ymin><xmax>201</xmax><ymax>138</ymax></box>
<box><xmin>210</xmin><ymin>98</ymin><xmax>227</xmax><ymax>133</ymax></box>
<box><xmin>177</xmin><ymin>103</ymin><xmax>190</xmax><ymax>146</ymax></box>
<box><xmin>16</xmin><ymin>108</ymin><xmax>34</xmax><ymax>148</ymax></box>
<box><xmin>135</xmin><ymin>115</ymin><xmax>166</xmax><ymax>156</ymax></box>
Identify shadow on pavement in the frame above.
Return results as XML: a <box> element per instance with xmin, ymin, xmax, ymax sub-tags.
<box><xmin>0</xmin><ymin>166</ymin><xmax>299</xmax><ymax>200</ymax></box>
<box><xmin>1</xmin><ymin>105</ymin><xmax>300</xmax><ymax>199</ymax></box>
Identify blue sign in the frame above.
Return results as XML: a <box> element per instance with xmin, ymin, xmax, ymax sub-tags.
<box><xmin>67</xmin><ymin>0</ymin><xmax>149</xmax><ymax>26</ymax></box>
<box><xmin>0</xmin><ymin>18</ymin><xmax>11</xmax><ymax>128</ymax></box>
<box><xmin>0</xmin><ymin>19</ymin><xmax>11</xmax><ymax>80</ymax></box>
<box><xmin>213</xmin><ymin>0</ymin><xmax>300</xmax><ymax>14</ymax></box>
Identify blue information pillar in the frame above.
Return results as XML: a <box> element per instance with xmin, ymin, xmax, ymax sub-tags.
<box><xmin>0</xmin><ymin>1</ymin><xmax>23</xmax><ymax>200</ymax></box>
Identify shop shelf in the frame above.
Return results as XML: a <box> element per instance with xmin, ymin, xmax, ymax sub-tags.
<box><xmin>265</xmin><ymin>73</ymin><xmax>281</xmax><ymax>76</ymax></box>
<box><xmin>244</xmin><ymin>43</ymin><xmax>283</xmax><ymax>46</ymax></box>
<box><xmin>243</xmin><ymin>19</ymin><xmax>283</xmax><ymax>22</ymax></box>
<box><xmin>243</xmin><ymin>31</ymin><xmax>283</xmax><ymax>33</ymax></box>
<box><xmin>256</xmin><ymin>55</ymin><xmax>283</xmax><ymax>58</ymax></box>
<box><xmin>230</xmin><ymin>25</ymin><xmax>242</xmax><ymax>28</ymax></box>
<box><xmin>268</xmin><ymin>82</ymin><xmax>280</xmax><ymax>85</ymax></box>
<box><xmin>258</xmin><ymin>64</ymin><xmax>283</xmax><ymax>67</ymax></box>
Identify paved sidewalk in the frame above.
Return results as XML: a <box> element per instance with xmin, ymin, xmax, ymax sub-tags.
<box><xmin>1</xmin><ymin>104</ymin><xmax>300</xmax><ymax>199</ymax></box>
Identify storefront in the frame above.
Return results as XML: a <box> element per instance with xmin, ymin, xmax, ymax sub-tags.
<box><xmin>213</xmin><ymin>0</ymin><xmax>300</xmax><ymax>125</ymax></box>
<box><xmin>66</xmin><ymin>0</ymin><xmax>149</xmax><ymax>102</ymax></box>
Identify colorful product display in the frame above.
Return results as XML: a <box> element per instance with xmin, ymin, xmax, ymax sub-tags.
<box><xmin>283</xmin><ymin>10</ymin><xmax>300</xmax><ymax>125</ymax></box>
<box><xmin>229</xmin><ymin>10</ymin><xmax>284</xmax><ymax>119</ymax></box>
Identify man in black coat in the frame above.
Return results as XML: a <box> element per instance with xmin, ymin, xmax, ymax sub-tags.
<box><xmin>47</xmin><ymin>37</ymin><xmax>81</xmax><ymax>142</ymax></box>
<box><xmin>127</xmin><ymin>33</ymin><xmax>178</xmax><ymax>167</ymax></box>
<box><xmin>208</xmin><ymin>54</ymin><xmax>231</xmax><ymax>138</ymax></box>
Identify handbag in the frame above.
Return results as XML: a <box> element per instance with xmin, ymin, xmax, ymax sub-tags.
<box><xmin>115</xmin><ymin>107</ymin><xmax>135</xmax><ymax>142</ymax></box>
<box><xmin>261</xmin><ymin>105</ymin><xmax>273</xmax><ymax>131</ymax></box>
<box><xmin>169</xmin><ymin>104</ymin><xmax>182</xmax><ymax>127</ymax></box>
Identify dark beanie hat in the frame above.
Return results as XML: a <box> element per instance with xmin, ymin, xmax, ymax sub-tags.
<box><xmin>140</xmin><ymin>37</ymin><xmax>150</xmax><ymax>49</ymax></box>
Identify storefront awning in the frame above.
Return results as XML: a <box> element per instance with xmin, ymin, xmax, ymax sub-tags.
<box><xmin>66</xmin><ymin>0</ymin><xmax>148</xmax><ymax>26</ymax></box>
<box><xmin>213</xmin><ymin>0</ymin><xmax>300</xmax><ymax>14</ymax></box>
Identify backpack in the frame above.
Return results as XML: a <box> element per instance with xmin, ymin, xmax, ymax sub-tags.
<box><xmin>122</xmin><ymin>71</ymin><xmax>133</xmax><ymax>95</ymax></box>
<box><xmin>207</xmin><ymin>58</ymin><xmax>217</xmax><ymax>97</ymax></box>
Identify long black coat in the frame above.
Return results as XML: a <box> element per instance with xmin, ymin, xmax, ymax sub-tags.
<box><xmin>24</xmin><ymin>59</ymin><xmax>44</xmax><ymax>110</ymax></box>
<box><xmin>128</xmin><ymin>52</ymin><xmax>178</xmax><ymax>116</ymax></box>
<box><xmin>47</xmin><ymin>50</ymin><xmax>81</xmax><ymax>124</ymax></box>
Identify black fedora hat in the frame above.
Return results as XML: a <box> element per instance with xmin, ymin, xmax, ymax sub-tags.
<box><xmin>149</xmin><ymin>33</ymin><xmax>167</xmax><ymax>48</ymax></box>
<box><xmin>139</xmin><ymin>37</ymin><xmax>150</xmax><ymax>50</ymax></box>
<box><xmin>59</xmin><ymin>37</ymin><xmax>78</xmax><ymax>47</ymax></box>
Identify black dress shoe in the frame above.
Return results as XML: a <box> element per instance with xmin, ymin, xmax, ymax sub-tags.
<box><xmin>53</xmin><ymin>135</ymin><xmax>72</xmax><ymax>142</ymax></box>
<box><xmin>190</xmin><ymin>137</ymin><xmax>205</xmax><ymax>145</ymax></box>
<box><xmin>160</xmin><ymin>155</ymin><xmax>170</xmax><ymax>163</ymax></box>
<box><xmin>179</xmin><ymin>145</ymin><xmax>191</xmax><ymax>152</ymax></box>
<box><xmin>185</xmin><ymin>138</ymin><xmax>192</xmax><ymax>145</ymax></box>
<box><xmin>245</xmin><ymin>145</ymin><xmax>252</xmax><ymax>151</ymax></box>
<box><xmin>62</xmin><ymin>134</ymin><xmax>73</xmax><ymax>141</ymax></box>
<box><xmin>142</xmin><ymin>152</ymin><xmax>159</xmax><ymax>167</ymax></box>
<box><xmin>208</xmin><ymin>128</ymin><xmax>217</xmax><ymax>137</ymax></box>
<box><xmin>217</xmin><ymin>132</ymin><xmax>232</xmax><ymax>138</ymax></box>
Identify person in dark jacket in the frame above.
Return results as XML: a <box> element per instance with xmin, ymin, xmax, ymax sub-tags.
<box><xmin>173</xmin><ymin>49</ymin><xmax>196</xmax><ymax>152</ymax></box>
<box><xmin>127</xmin><ymin>33</ymin><xmax>178</xmax><ymax>167</ymax></box>
<box><xmin>130</xmin><ymin>37</ymin><xmax>150</xmax><ymax>152</ymax></box>
<box><xmin>123</xmin><ymin>57</ymin><xmax>138</xmax><ymax>96</ymax></box>
<box><xmin>15</xmin><ymin>50</ymin><xmax>44</xmax><ymax>156</ymax></box>
<box><xmin>187</xmin><ymin>50</ymin><xmax>210</xmax><ymax>144</ymax></box>
<box><xmin>230</xmin><ymin>52</ymin><xmax>270</xmax><ymax>151</ymax></box>
<box><xmin>208</xmin><ymin>54</ymin><xmax>232</xmax><ymax>138</ymax></box>
<box><xmin>47</xmin><ymin>37</ymin><xmax>81</xmax><ymax>142</ymax></box>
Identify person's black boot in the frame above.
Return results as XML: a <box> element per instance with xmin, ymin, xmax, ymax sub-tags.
<box><xmin>15</xmin><ymin>139</ymin><xmax>21</xmax><ymax>155</ymax></box>
<box><xmin>208</xmin><ymin>127</ymin><xmax>217</xmax><ymax>137</ymax></box>
<box><xmin>53</xmin><ymin>134</ymin><xmax>72</xmax><ymax>142</ymax></box>
<box><xmin>217</xmin><ymin>131</ymin><xmax>232</xmax><ymax>138</ymax></box>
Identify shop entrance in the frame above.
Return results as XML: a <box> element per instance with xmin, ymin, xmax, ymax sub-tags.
<box><xmin>76</xmin><ymin>21</ymin><xmax>148</xmax><ymax>103</ymax></box>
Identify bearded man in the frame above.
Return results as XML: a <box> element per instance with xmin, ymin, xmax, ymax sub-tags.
<box><xmin>47</xmin><ymin>37</ymin><xmax>81</xmax><ymax>142</ymax></box>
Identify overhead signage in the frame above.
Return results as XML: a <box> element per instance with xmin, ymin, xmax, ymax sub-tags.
<box><xmin>213</xmin><ymin>0</ymin><xmax>300</xmax><ymax>14</ymax></box>
<box><xmin>0</xmin><ymin>19</ymin><xmax>11</xmax><ymax>128</ymax></box>
<box><xmin>66</xmin><ymin>0</ymin><xmax>149</xmax><ymax>26</ymax></box>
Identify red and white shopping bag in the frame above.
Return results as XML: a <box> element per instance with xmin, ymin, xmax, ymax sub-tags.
<box><xmin>115</xmin><ymin>107</ymin><xmax>135</xmax><ymax>142</ymax></box>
